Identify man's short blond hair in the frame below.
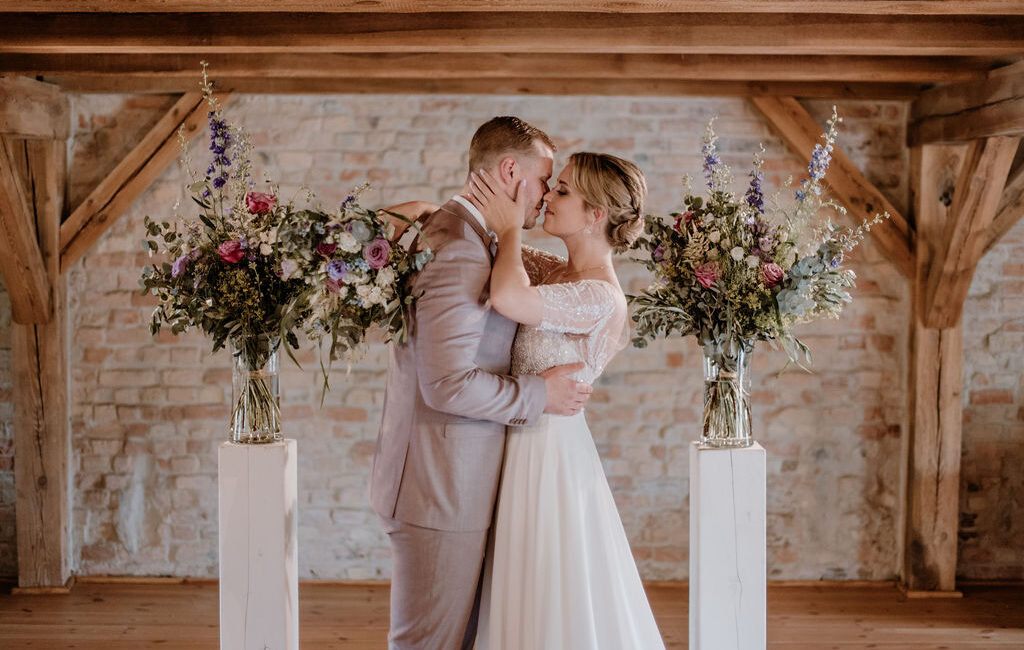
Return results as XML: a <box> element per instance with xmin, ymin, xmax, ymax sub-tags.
<box><xmin>468</xmin><ymin>116</ymin><xmax>556</xmax><ymax>174</ymax></box>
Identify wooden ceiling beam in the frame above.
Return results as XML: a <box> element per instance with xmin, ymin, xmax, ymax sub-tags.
<box><xmin>0</xmin><ymin>136</ymin><xmax>52</xmax><ymax>323</ymax></box>
<box><xmin>910</xmin><ymin>60</ymin><xmax>1024</xmax><ymax>146</ymax></box>
<box><xmin>42</xmin><ymin>76</ymin><xmax>922</xmax><ymax>100</ymax></box>
<box><xmin>751</xmin><ymin>95</ymin><xmax>915</xmax><ymax>279</ymax></box>
<box><xmin>1</xmin><ymin>13</ymin><xmax>1021</xmax><ymax>56</ymax></box>
<box><xmin>3</xmin><ymin>1</ymin><xmax>1023</xmax><ymax>14</ymax></box>
<box><xmin>983</xmin><ymin>157</ymin><xmax>1024</xmax><ymax>254</ymax></box>
<box><xmin>0</xmin><ymin>76</ymin><xmax>69</xmax><ymax>140</ymax></box>
<box><xmin>923</xmin><ymin>136</ymin><xmax>1019</xmax><ymax>328</ymax></box>
<box><xmin>0</xmin><ymin>53</ymin><xmax>997</xmax><ymax>85</ymax></box>
<box><xmin>60</xmin><ymin>92</ymin><xmax>229</xmax><ymax>272</ymax></box>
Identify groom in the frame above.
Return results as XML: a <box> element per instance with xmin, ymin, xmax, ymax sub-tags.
<box><xmin>369</xmin><ymin>116</ymin><xmax>591</xmax><ymax>649</ymax></box>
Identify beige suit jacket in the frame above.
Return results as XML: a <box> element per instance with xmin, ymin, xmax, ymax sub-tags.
<box><xmin>369</xmin><ymin>199</ymin><xmax>547</xmax><ymax>532</ymax></box>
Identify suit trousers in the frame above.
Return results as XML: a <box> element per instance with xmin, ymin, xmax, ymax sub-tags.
<box><xmin>380</xmin><ymin>514</ymin><xmax>489</xmax><ymax>650</ymax></box>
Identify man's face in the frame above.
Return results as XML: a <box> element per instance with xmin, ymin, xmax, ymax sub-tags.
<box><xmin>512</xmin><ymin>142</ymin><xmax>554</xmax><ymax>229</ymax></box>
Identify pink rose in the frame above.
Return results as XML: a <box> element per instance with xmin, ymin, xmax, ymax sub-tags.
<box><xmin>217</xmin><ymin>240</ymin><xmax>245</xmax><ymax>264</ymax></box>
<box><xmin>674</xmin><ymin>210</ymin><xmax>697</xmax><ymax>232</ymax></box>
<box><xmin>363</xmin><ymin>238</ymin><xmax>391</xmax><ymax>270</ymax></box>
<box><xmin>761</xmin><ymin>262</ymin><xmax>784</xmax><ymax>287</ymax></box>
<box><xmin>695</xmin><ymin>261</ymin><xmax>720</xmax><ymax>288</ymax></box>
<box><xmin>316</xmin><ymin>242</ymin><xmax>338</xmax><ymax>257</ymax></box>
<box><xmin>245</xmin><ymin>191</ymin><xmax>276</xmax><ymax>215</ymax></box>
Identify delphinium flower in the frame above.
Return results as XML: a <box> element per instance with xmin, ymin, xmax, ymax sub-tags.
<box><xmin>744</xmin><ymin>145</ymin><xmax>766</xmax><ymax>214</ymax></box>
<box><xmin>700</xmin><ymin>118</ymin><xmax>733</xmax><ymax>194</ymax></box>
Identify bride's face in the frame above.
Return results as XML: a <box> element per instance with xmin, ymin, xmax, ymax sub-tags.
<box><xmin>541</xmin><ymin>164</ymin><xmax>593</xmax><ymax>239</ymax></box>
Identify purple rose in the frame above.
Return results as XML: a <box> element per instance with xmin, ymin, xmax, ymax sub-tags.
<box><xmin>363</xmin><ymin>238</ymin><xmax>391</xmax><ymax>270</ymax></box>
<box><xmin>761</xmin><ymin>262</ymin><xmax>784</xmax><ymax>287</ymax></box>
<box><xmin>327</xmin><ymin>260</ymin><xmax>347</xmax><ymax>281</ymax></box>
<box><xmin>695</xmin><ymin>262</ymin><xmax>720</xmax><ymax>288</ymax></box>
<box><xmin>217</xmin><ymin>240</ymin><xmax>245</xmax><ymax>264</ymax></box>
<box><xmin>171</xmin><ymin>254</ymin><xmax>188</xmax><ymax>277</ymax></box>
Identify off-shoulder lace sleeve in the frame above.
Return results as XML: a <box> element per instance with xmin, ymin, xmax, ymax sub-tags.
<box><xmin>522</xmin><ymin>245</ymin><xmax>566</xmax><ymax>285</ymax></box>
<box><xmin>536</xmin><ymin>279</ymin><xmax>619</xmax><ymax>335</ymax></box>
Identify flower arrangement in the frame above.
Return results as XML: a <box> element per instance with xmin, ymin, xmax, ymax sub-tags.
<box><xmin>629</xmin><ymin>108</ymin><xmax>886</xmax><ymax>446</ymax></box>
<box><xmin>140</xmin><ymin>63</ymin><xmax>431</xmax><ymax>441</ymax></box>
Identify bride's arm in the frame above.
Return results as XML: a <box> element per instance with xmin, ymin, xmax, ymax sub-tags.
<box><xmin>380</xmin><ymin>200</ymin><xmax>438</xmax><ymax>241</ymax></box>
<box><xmin>465</xmin><ymin>172</ymin><xmax>543</xmax><ymax>326</ymax></box>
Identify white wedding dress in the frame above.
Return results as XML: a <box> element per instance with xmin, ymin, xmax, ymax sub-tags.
<box><xmin>476</xmin><ymin>275</ymin><xmax>666</xmax><ymax>650</ymax></box>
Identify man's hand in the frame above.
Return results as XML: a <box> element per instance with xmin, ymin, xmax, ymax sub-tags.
<box><xmin>540</xmin><ymin>362</ymin><xmax>593</xmax><ymax>416</ymax></box>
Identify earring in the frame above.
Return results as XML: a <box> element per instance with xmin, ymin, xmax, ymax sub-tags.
<box><xmin>584</xmin><ymin>225</ymin><xmax>593</xmax><ymax>235</ymax></box>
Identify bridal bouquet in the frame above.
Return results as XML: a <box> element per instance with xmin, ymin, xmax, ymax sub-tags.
<box><xmin>140</xmin><ymin>63</ymin><xmax>431</xmax><ymax>442</ymax></box>
<box><xmin>629</xmin><ymin>108</ymin><xmax>885</xmax><ymax>447</ymax></box>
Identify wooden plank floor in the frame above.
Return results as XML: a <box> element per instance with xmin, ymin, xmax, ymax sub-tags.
<box><xmin>1</xmin><ymin>581</ymin><xmax>1022</xmax><ymax>649</ymax></box>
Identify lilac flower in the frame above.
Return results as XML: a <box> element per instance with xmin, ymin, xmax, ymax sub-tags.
<box><xmin>830</xmin><ymin>251</ymin><xmax>844</xmax><ymax>269</ymax></box>
<box><xmin>171</xmin><ymin>254</ymin><xmax>189</xmax><ymax>277</ymax></box>
<box><xmin>340</xmin><ymin>195</ymin><xmax>356</xmax><ymax>209</ymax></box>
<box><xmin>653</xmin><ymin>245</ymin><xmax>665</xmax><ymax>262</ymax></box>
<box><xmin>327</xmin><ymin>260</ymin><xmax>347</xmax><ymax>281</ymax></box>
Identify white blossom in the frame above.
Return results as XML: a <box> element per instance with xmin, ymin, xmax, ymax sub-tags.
<box><xmin>730</xmin><ymin>246</ymin><xmax>745</xmax><ymax>261</ymax></box>
<box><xmin>337</xmin><ymin>231</ymin><xmax>360</xmax><ymax>253</ymax></box>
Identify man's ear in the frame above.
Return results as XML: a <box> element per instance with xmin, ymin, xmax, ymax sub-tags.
<box><xmin>498</xmin><ymin>156</ymin><xmax>518</xmax><ymax>186</ymax></box>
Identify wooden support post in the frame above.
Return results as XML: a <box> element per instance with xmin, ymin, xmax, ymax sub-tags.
<box><xmin>902</xmin><ymin>144</ymin><xmax>967</xmax><ymax>596</ymax></box>
<box><xmin>9</xmin><ymin>138</ymin><xmax>71</xmax><ymax>591</ymax></box>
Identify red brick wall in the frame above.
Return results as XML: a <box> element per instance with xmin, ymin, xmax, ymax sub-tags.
<box><xmin>0</xmin><ymin>92</ymin><xmax>1015</xmax><ymax>581</ymax></box>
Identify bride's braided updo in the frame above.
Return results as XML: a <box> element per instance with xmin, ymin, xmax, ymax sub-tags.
<box><xmin>568</xmin><ymin>152</ymin><xmax>647</xmax><ymax>253</ymax></box>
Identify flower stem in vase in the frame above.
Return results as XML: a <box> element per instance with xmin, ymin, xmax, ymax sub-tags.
<box><xmin>701</xmin><ymin>342</ymin><xmax>753</xmax><ymax>448</ymax></box>
<box><xmin>230</xmin><ymin>334</ymin><xmax>282</xmax><ymax>444</ymax></box>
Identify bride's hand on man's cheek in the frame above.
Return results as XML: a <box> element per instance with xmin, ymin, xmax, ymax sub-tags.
<box><xmin>468</xmin><ymin>170</ymin><xmax>526</xmax><ymax>234</ymax></box>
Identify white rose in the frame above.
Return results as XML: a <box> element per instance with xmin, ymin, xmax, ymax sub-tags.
<box><xmin>368</xmin><ymin>286</ymin><xmax>385</xmax><ymax>305</ymax></box>
<box><xmin>356</xmin><ymin>284</ymin><xmax>372</xmax><ymax>301</ymax></box>
<box><xmin>731</xmin><ymin>246</ymin><xmax>745</xmax><ymax>261</ymax></box>
<box><xmin>338</xmin><ymin>231</ymin><xmax>360</xmax><ymax>253</ymax></box>
<box><xmin>376</xmin><ymin>267</ymin><xmax>396</xmax><ymax>287</ymax></box>
<box><xmin>260</xmin><ymin>243</ymin><xmax>273</xmax><ymax>256</ymax></box>
<box><xmin>708</xmin><ymin>230</ymin><xmax>721</xmax><ymax>243</ymax></box>
<box><xmin>745</xmin><ymin>255</ymin><xmax>760</xmax><ymax>268</ymax></box>
<box><xmin>345</xmin><ymin>269</ymin><xmax>368</xmax><ymax>285</ymax></box>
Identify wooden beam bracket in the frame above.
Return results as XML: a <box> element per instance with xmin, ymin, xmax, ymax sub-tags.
<box><xmin>923</xmin><ymin>136</ymin><xmax>1019</xmax><ymax>329</ymax></box>
<box><xmin>59</xmin><ymin>91</ymin><xmax>230</xmax><ymax>272</ymax></box>
<box><xmin>0</xmin><ymin>135</ymin><xmax>52</xmax><ymax>323</ymax></box>
<box><xmin>750</xmin><ymin>95</ymin><xmax>915</xmax><ymax>278</ymax></box>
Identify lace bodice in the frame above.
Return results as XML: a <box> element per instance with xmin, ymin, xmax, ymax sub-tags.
<box><xmin>511</xmin><ymin>279</ymin><xmax>628</xmax><ymax>385</ymax></box>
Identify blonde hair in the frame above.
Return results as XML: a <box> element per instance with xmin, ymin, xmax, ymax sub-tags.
<box><xmin>468</xmin><ymin>116</ymin><xmax>556</xmax><ymax>173</ymax></box>
<box><xmin>569</xmin><ymin>152</ymin><xmax>647</xmax><ymax>252</ymax></box>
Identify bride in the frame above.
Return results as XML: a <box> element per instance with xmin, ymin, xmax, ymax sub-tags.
<box><xmin>464</xmin><ymin>153</ymin><xmax>665</xmax><ymax>649</ymax></box>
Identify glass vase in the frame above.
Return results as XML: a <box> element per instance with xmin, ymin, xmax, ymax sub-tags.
<box><xmin>230</xmin><ymin>334</ymin><xmax>282</xmax><ymax>444</ymax></box>
<box><xmin>701</xmin><ymin>341</ymin><xmax>754</xmax><ymax>448</ymax></box>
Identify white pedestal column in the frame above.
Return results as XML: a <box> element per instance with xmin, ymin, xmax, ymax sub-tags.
<box><xmin>689</xmin><ymin>441</ymin><xmax>766</xmax><ymax>650</ymax></box>
<box><xmin>219</xmin><ymin>440</ymin><xmax>299</xmax><ymax>650</ymax></box>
